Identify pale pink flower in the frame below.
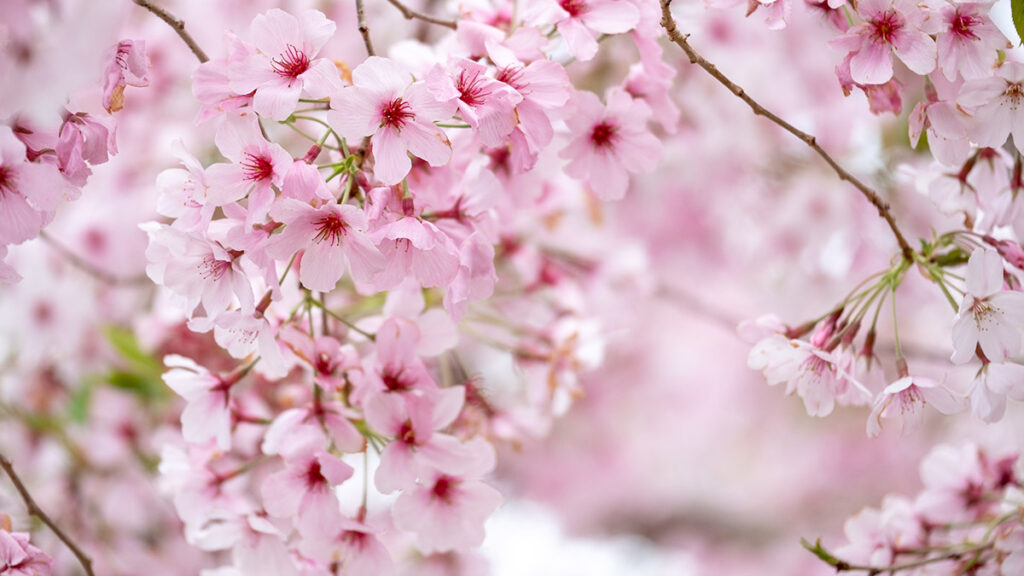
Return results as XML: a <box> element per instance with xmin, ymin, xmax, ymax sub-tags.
<box><xmin>229</xmin><ymin>9</ymin><xmax>341</xmax><ymax>121</ymax></box>
<box><xmin>391</xmin><ymin>440</ymin><xmax>501</xmax><ymax>553</ymax></box>
<box><xmin>194</xmin><ymin>32</ymin><xmax>254</xmax><ymax>124</ymax></box>
<box><xmin>747</xmin><ymin>0</ymin><xmax>792</xmax><ymax>30</ymax></box>
<box><xmin>835</xmin><ymin>496</ymin><xmax>922</xmax><ymax>567</ymax></box>
<box><xmin>365</xmin><ymin>388</ymin><xmax>480</xmax><ymax>493</ymax></box>
<box><xmin>0</xmin><ymin>529</ymin><xmax>53</xmax><ymax>576</ymax></box>
<box><xmin>866</xmin><ymin>375</ymin><xmax>964</xmax><ymax>437</ymax></box>
<box><xmin>959</xmin><ymin>62</ymin><xmax>1024</xmax><ymax>153</ymax></box>
<box><xmin>262</xmin><ymin>402</ymin><xmax>364</xmax><ymax>458</ymax></box>
<box><xmin>951</xmin><ymin>248</ymin><xmax>1024</xmax><ymax>364</ymax></box>
<box><xmin>205</xmin><ymin>113</ymin><xmax>293</xmax><ymax>222</ymax></box>
<box><xmin>266</xmin><ymin>198</ymin><xmax>383</xmax><ymax>292</ymax></box>
<box><xmin>210</xmin><ymin>308</ymin><xmax>288</xmax><ymax>378</ymax></box>
<box><xmin>55</xmin><ymin>112</ymin><xmax>114</xmax><ymax>187</ymax></box>
<box><xmin>561</xmin><ymin>88</ymin><xmax>662</xmax><ymax>201</ymax></box>
<box><xmin>261</xmin><ymin>437</ymin><xmax>352</xmax><ymax>537</ymax></box>
<box><xmin>967</xmin><ymin>361</ymin><xmax>1024</xmax><ymax>422</ymax></box>
<box><xmin>155</xmin><ymin>141</ymin><xmax>217</xmax><ymax>231</ymax></box>
<box><xmin>352</xmin><ymin>318</ymin><xmax>437</xmax><ymax>404</ymax></box>
<box><xmin>371</xmin><ymin>217</ymin><xmax>460</xmax><ymax>290</ymax></box>
<box><xmin>444</xmin><ymin>232</ymin><xmax>498</xmax><ymax>321</ymax></box>
<box><xmin>915</xmin><ymin>443</ymin><xmax>988</xmax><ymax>523</ymax></box>
<box><xmin>102</xmin><ymin>39</ymin><xmax>149</xmax><ymax>113</ymax></box>
<box><xmin>548</xmin><ymin>0</ymin><xmax>640</xmax><ymax>62</ymax></box>
<box><xmin>162</xmin><ymin>355</ymin><xmax>236</xmax><ymax>450</ymax></box>
<box><xmin>489</xmin><ymin>43</ymin><xmax>572</xmax><ymax>173</ymax></box>
<box><xmin>830</xmin><ymin>0</ymin><xmax>937</xmax><ymax>85</ymax></box>
<box><xmin>936</xmin><ymin>0</ymin><xmax>1007</xmax><ymax>80</ymax></box>
<box><xmin>0</xmin><ymin>126</ymin><xmax>68</xmax><ymax>246</ymax></box>
<box><xmin>426</xmin><ymin>58</ymin><xmax>522</xmax><ymax>147</ymax></box>
<box><xmin>329</xmin><ymin>57</ymin><xmax>455</xmax><ymax>185</ymax></box>
<box><xmin>297</xmin><ymin>516</ymin><xmax>394</xmax><ymax>576</ymax></box>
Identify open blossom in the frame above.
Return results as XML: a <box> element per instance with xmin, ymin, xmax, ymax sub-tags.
<box><xmin>561</xmin><ymin>88</ymin><xmax>662</xmax><ymax>201</ymax></box>
<box><xmin>0</xmin><ymin>526</ymin><xmax>53</xmax><ymax>576</ymax></box>
<box><xmin>329</xmin><ymin>57</ymin><xmax>455</xmax><ymax>186</ymax></box>
<box><xmin>391</xmin><ymin>438</ymin><xmax>501</xmax><ymax>554</ymax></box>
<box><xmin>204</xmin><ymin>114</ymin><xmax>293</xmax><ymax>226</ymax></box>
<box><xmin>425</xmin><ymin>58</ymin><xmax>522</xmax><ymax>147</ymax></box>
<box><xmin>545</xmin><ymin>0</ymin><xmax>640</xmax><ymax>62</ymax></box>
<box><xmin>967</xmin><ymin>361</ymin><xmax>1024</xmax><ymax>422</ymax></box>
<box><xmin>950</xmin><ymin>247</ymin><xmax>1024</xmax><ymax>364</ymax></box>
<box><xmin>829</xmin><ymin>0</ymin><xmax>937</xmax><ymax>85</ymax></box>
<box><xmin>866</xmin><ymin>374</ymin><xmax>964</xmax><ymax>437</ymax></box>
<box><xmin>266</xmin><ymin>198</ymin><xmax>383</xmax><ymax>292</ymax></box>
<box><xmin>261</xmin><ymin>435</ymin><xmax>353</xmax><ymax>537</ymax></box>
<box><xmin>162</xmin><ymin>355</ymin><xmax>237</xmax><ymax>450</ymax></box>
<box><xmin>935</xmin><ymin>0</ymin><xmax>1007</xmax><ymax>81</ymax></box>
<box><xmin>0</xmin><ymin>126</ymin><xmax>68</xmax><ymax>246</ymax></box>
<box><xmin>371</xmin><ymin>216</ymin><xmax>461</xmax><ymax>290</ymax></box>
<box><xmin>228</xmin><ymin>9</ymin><xmax>341</xmax><ymax>121</ymax></box>
<box><xmin>959</xmin><ymin>62</ymin><xmax>1024</xmax><ymax>153</ymax></box>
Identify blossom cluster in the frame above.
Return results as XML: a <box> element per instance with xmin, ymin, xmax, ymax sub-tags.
<box><xmin>138</xmin><ymin>3</ymin><xmax>669</xmax><ymax>573</ymax></box>
<box><xmin>0</xmin><ymin>40</ymin><xmax>149</xmax><ymax>283</ymax></box>
<box><xmin>813</xmin><ymin>442</ymin><xmax>1024</xmax><ymax>574</ymax></box>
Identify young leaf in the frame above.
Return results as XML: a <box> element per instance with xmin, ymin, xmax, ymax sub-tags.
<box><xmin>1014</xmin><ymin>0</ymin><xmax>1024</xmax><ymax>46</ymax></box>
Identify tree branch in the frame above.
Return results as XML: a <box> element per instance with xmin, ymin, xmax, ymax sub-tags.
<box><xmin>658</xmin><ymin>0</ymin><xmax>915</xmax><ymax>262</ymax></box>
<box><xmin>132</xmin><ymin>0</ymin><xmax>209</xmax><ymax>63</ymax></box>
<box><xmin>0</xmin><ymin>452</ymin><xmax>96</xmax><ymax>576</ymax></box>
<box><xmin>355</xmin><ymin>0</ymin><xmax>376</xmax><ymax>57</ymax></box>
<box><xmin>385</xmin><ymin>0</ymin><xmax>458</xmax><ymax>30</ymax></box>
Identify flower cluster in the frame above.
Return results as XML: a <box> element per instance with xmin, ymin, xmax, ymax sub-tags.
<box><xmin>141</xmin><ymin>4</ymin><xmax>667</xmax><ymax>573</ymax></box>
<box><xmin>809</xmin><ymin>442</ymin><xmax>1024</xmax><ymax>574</ymax></box>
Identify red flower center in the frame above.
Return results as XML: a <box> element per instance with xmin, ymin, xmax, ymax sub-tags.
<box><xmin>380</xmin><ymin>98</ymin><xmax>415</xmax><ymax>130</ymax></box>
<box><xmin>431</xmin><ymin>475</ymin><xmax>457</xmax><ymax>504</ymax></box>
<box><xmin>272</xmin><ymin>44</ymin><xmax>311</xmax><ymax>79</ymax></box>
<box><xmin>590</xmin><ymin>121</ymin><xmax>618</xmax><ymax>149</ymax></box>
<box><xmin>869</xmin><ymin>10</ymin><xmax>904</xmax><ymax>44</ymax></box>
<box><xmin>949</xmin><ymin>9</ymin><xmax>981</xmax><ymax>40</ymax></box>
<box><xmin>456</xmin><ymin>69</ymin><xmax>492</xmax><ymax>107</ymax></box>
<box><xmin>559</xmin><ymin>0</ymin><xmax>589</xmax><ymax>18</ymax></box>
<box><xmin>496</xmin><ymin>65</ymin><xmax>528</xmax><ymax>93</ymax></box>
<box><xmin>313</xmin><ymin>213</ymin><xmax>348</xmax><ymax>246</ymax></box>
<box><xmin>241</xmin><ymin>152</ymin><xmax>275</xmax><ymax>182</ymax></box>
<box><xmin>0</xmin><ymin>165</ymin><xmax>14</xmax><ymax>197</ymax></box>
<box><xmin>305</xmin><ymin>459</ymin><xmax>326</xmax><ymax>490</ymax></box>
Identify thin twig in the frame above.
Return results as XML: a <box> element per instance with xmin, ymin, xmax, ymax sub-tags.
<box><xmin>0</xmin><ymin>452</ymin><xmax>96</xmax><ymax>576</ymax></box>
<box><xmin>39</xmin><ymin>231</ymin><xmax>150</xmax><ymax>287</ymax></box>
<box><xmin>355</xmin><ymin>0</ymin><xmax>376</xmax><ymax>57</ymax></box>
<box><xmin>132</xmin><ymin>0</ymin><xmax>209</xmax><ymax>63</ymax></box>
<box><xmin>658</xmin><ymin>0</ymin><xmax>915</xmax><ymax>262</ymax></box>
<box><xmin>385</xmin><ymin>0</ymin><xmax>458</xmax><ymax>29</ymax></box>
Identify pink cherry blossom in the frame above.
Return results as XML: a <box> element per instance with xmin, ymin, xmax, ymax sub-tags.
<box><xmin>547</xmin><ymin>0</ymin><xmax>640</xmax><ymax>62</ymax></box>
<box><xmin>426</xmin><ymin>58</ymin><xmax>522</xmax><ymax>147</ymax></box>
<box><xmin>329</xmin><ymin>57</ymin><xmax>455</xmax><ymax>186</ymax></box>
<box><xmin>0</xmin><ymin>528</ymin><xmax>53</xmax><ymax>576</ymax></box>
<box><xmin>967</xmin><ymin>361</ymin><xmax>1024</xmax><ymax>422</ymax></box>
<box><xmin>261</xmin><ymin>437</ymin><xmax>353</xmax><ymax>537</ymax></box>
<box><xmin>0</xmin><ymin>126</ymin><xmax>67</xmax><ymax>246</ymax></box>
<box><xmin>229</xmin><ymin>9</ymin><xmax>342</xmax><ymax>121</ymax></box>
<box><xmin>959</xmin><ymin>62</ymin><xmax>1024</xmax><ymax>153</ymax></box>
<box><xmin>266</xmin><ymin>198</ymin><xmax>383</xmax><ymax>292</ymax></box>
<box><xmin>950</xmin><ymin>247</ymin><xmax>1024</xmax><ymax>364</ymax></box>
<box><xmin>205</xmin><ymin>113</ymin><xmax>293</xmax><ymax>222</ymax></box>
<box><xmin>162</xmin><ymin>355</ymin><xmax>237</xmax><ymax>450</ymax></box>
<box><xmin>561</xmin><ymin>88</ymin><xmax>662</xmax><ymax>201</ymax></box>
<box><xmin>829</xmin><ymin>0</ymin><xmax>937</xmax><ymax>85</ymax></box>
<box><xmin>866</xmin><ymin>374</ymin><xmax>964</xmax><ymax>437</ymax></box>
<box><xmin>371</xmin><ymin>216</ymin><xmax>461</xmax><ymax>290</ymax></box>
<box><xmin>391</xmin><ymin>440</ymin><xmax>501</xmax><ymax>554</ymax></box>
<box><xmin>936</xmin><ymin>0</ymin><xmax>1008</xmax><ymax>81</ymax></box>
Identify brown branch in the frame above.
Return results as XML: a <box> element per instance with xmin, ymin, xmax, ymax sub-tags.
<box><xmin>658</xmin><ymin>0</ymin><xmax>915</xmax><ymax>262</ymax></box>
<box><xmin>39</xmin><ymin>231</ymin><xmax>150</xmax><ymax>287</ymax></box>
<box><xmin>0</xmin><ymin>452</ymin><xmax>96</xmax><ymax>576</ymax></box>
<box><xmin>355</xmin><ymin>0</ymin><xmax>376</xmax><ymax>57</ymax></box>
<box><xmin>385</xmin><ymin>0</ymin><xmax>458</xmax><ymax>30</ymax></box>
<box><xmin>132</xmin><ymin>0</ymin><xmax>209</xmax><ymax>63</ymax></box>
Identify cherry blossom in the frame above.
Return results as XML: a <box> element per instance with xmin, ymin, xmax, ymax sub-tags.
<box><xmin>950</xmin><ymin>247</ymin><xmax>1024</xmax><ymax>365</ymax></box>
<box><xmin>829</xmin><ymin>0</ymin><xmax>937</xmax><ymax>85</ymax></box>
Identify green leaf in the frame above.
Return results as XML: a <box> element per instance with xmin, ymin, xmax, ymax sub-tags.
<box><xmin>103</xmin><ymin>326</ymin><xmax>161</xmax><ymax>375</ymax></box>
<box><xmin>1013</xmin><ymin>0</ymin><xmax>1024</xmax><ymax>46</ymax></box>
<box><xmin>67</xmin><ymin>382</ymin><xmax>93</xmax><ymax>424</ymax></box>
